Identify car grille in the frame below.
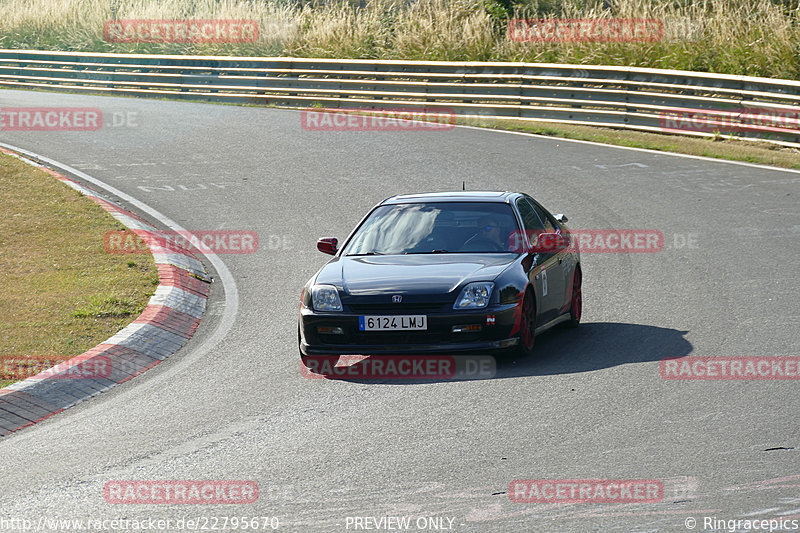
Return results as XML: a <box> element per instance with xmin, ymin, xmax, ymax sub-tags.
<box><xmin>347</xmin><ymin>303</ymin><xmax>446</xmax><ymax>314</ymax></box>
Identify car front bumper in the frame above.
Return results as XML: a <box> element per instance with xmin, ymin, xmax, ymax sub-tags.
<box><xmin>299</xmin><ymin>303</ymin><xmax>521</xmax><ymax>356</ymax></box>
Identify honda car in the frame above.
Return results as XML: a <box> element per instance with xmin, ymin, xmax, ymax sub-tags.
<box><xmin>298</xmin><ymin>191</ymin><xmax>582</xmax><ymax>363</ymax></box>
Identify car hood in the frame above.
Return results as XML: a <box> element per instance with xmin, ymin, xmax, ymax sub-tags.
<box><xmin>315</xmin><ymin>254</ymin><xmax>517</xmax><ymax>296</ymax></box>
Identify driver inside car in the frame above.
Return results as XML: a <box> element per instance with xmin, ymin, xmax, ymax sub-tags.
<box><xmin>460</xmin><ymin>215</ymin><xmax>508</xmax><ymax>252</ymax></box>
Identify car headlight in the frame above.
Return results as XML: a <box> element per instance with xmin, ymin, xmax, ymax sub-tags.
<box><xmin>312</xmin><ymin>285</ymin><xmax>343</xmax><ymax>312</ymax></box>
<box><xmin>454</xmin><ymin>282</ymin><xmax>494</xmax><ymax>310</ymax></box>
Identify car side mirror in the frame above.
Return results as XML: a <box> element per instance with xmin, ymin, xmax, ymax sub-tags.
<box><xmin>317</xmin><ymin>237</ymin><xmax>338</xmax><ymax>255</ymax></box>
<box><xmin>530</xmin><ymin>232</ymin><xmax>569</xmax><ymax>253</ymax></box>
<box><xmin>554</xmin><ymin>213</ymin><xmax>568</xmax><ymax>223</ymax></box>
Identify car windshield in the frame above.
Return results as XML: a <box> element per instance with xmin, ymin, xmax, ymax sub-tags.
<box><xmin>344</xmin><ymin>202</ymin><xmax>521</xmax><ymax>255</ymax></box>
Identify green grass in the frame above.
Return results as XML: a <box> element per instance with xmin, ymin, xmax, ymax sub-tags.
<box><xmin>0</xmin><ymin>153</ymin><xmax>159</xmax><ymax>385</ymax></box>
<box><xmin>71</xmin><ymin>295</ymin><xmax>142</xmax><ymax>319</ymax></box>
<box><xmin>0</xmin><ymin>0</ymin><xmax>798</xmax><ymax>80</ymax></box>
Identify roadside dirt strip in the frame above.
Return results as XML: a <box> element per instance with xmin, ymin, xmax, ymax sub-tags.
<box><xmin>0</xmin><ymin>148</ymin><xmax>211</xmax><ymax>437</ymax></box>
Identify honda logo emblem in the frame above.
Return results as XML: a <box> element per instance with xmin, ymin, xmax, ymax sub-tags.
<box><xmin>392</xmin><ymin>295</ymin><xmax>402</xmax><ymax>303</ymax></box>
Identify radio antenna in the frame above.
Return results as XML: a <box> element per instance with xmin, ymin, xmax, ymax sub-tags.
<box><xmin>462</xmin><ymin>181</ymin><xmax>465</xmax><ymax>191</ymax></box>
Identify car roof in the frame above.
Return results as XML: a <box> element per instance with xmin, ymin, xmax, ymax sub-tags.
<box><xmin>382</xmin><ymin>191</ymin><xmax>519</xmax><ymax>204</ymax></box>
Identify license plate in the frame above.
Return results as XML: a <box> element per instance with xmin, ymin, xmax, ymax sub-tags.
<box><xmin>359</xmin><ymin>315</ymin><xmax>427</xmax><ymax>331</ymax></box>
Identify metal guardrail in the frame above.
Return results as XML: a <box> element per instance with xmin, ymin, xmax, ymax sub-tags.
<box><xmin>1</xmin><ymin>49</ymin><xmax>799</xmax><ymax>146</ymax></box>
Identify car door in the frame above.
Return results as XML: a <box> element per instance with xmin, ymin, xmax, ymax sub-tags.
<box><xmin>528</xmin><ymin>198</ymin><xmax>570</xmax><ymax>316</ymax></box>
<box><xmin>514</xmin><ymin>197</ymin><xmax>560</xmax><ymax>324</ymax></box>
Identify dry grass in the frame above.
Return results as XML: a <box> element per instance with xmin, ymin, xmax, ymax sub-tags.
<box><xmin>0</xmin><ymin>0</ymin><xmax>797</xmax><ymax>79</ymax></box>
<box><xmin>0</xmin><ymin>153</ymin><xmax>158</xmax><ymax>385</ymax></box>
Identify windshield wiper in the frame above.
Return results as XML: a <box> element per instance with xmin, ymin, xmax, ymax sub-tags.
<box><xmin>348</xmin><ymin>252</ymin><xmax>385</xmax><ymax>256</ymax></box>
<box><xmin>403</xmin><ymin>250</ymin><xmax>449</xmax><ymax>254</ymax></box>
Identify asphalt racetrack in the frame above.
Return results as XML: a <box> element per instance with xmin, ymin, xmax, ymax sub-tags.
<box><xmin>0</xmin><ymin>89</ymin><xmax>798</xmax><ymax>532</ymax></box>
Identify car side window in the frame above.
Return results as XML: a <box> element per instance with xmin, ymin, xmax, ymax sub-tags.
<box><xmin>515</xmin><ymin>198</ymin><xmax>546</xmax><ymax>249</ymax></box>
<box><xmin>529</xmin><ymin>200</ymin><xmax>557</xmax><ymax>233</ymax></box>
